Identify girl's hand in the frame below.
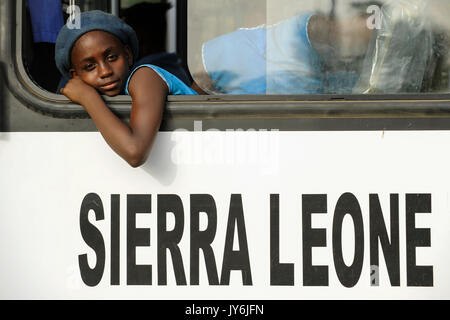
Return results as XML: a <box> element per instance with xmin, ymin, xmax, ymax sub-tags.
<box><xmin>61</xmin><ymin>76</ymin><xmax>99</xmax><ymax>105</ymax></box>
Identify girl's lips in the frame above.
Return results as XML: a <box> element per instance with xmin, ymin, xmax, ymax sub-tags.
<box><xmin>100</xmin><ymin>80</ymin><xmax>119</xmax><ymax>91</ymax></box>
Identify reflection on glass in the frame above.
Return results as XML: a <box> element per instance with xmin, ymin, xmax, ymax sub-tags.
<box><xmin>188</xmin><ymin>0</ymin><xmax>450</xmax><ymax>95</ymax></box>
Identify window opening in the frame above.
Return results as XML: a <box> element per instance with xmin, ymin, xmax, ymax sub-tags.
<box><xmin>22</xmin><ymin>0</ymin><xmax>190</xmax><ymax>94</ymax></box>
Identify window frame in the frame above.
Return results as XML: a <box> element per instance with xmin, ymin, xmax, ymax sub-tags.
<box><xmin>3</xmin><ymin>0</ymin><xmax>450</xmax><ymax>122</ymax></box>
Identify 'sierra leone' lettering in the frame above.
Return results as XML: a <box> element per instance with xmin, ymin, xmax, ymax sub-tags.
<box><xmin>78</xmin><ymin>193</ymin><xmax>433</xmax><ymax>287</ymax></box>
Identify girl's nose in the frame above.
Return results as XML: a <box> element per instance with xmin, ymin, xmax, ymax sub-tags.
<box><xmin>99</xmin><ymin>62</ymin><xmax>113</xmax><ymax>78</ymax></box>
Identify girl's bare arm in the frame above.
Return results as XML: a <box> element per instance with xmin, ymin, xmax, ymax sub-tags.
<box><xmin>61</xmin><ymin>67</ymin><xmax>167</xmax><ymax>167</ymax></box>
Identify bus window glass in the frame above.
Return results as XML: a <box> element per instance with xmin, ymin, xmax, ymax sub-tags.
<box><xmin>188</xmin><ymin>0</ymin><xmax>450</xmax><ymax>95</ymax></box>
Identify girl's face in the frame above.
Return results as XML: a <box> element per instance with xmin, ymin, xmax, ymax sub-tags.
<box><xmin>70</xmin><ymin>30</ymin><xmax>133</xmax><ymax>96</ymax></box>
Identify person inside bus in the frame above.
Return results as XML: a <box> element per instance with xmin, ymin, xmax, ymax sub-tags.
<box><xmin>57</xmin><ymin>2</ymin><xmax>194</xmax><ymax>93</ymax></box>
<box><xmin>198</xmin><ymin>1</ymin><xmax>384</xmax><ymax>95</ymax></box>
<box><xmin>55</xmin><ymin>10</ymin><xmax>203</xmax><ymax>168</ymax></box>
<box><xmin>200</xmin><ymin>0</ymin><xmax>438</xmax><ymax>95</ymax></box>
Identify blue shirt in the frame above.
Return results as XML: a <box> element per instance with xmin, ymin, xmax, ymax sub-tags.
<box><xmin>26</xmin><ymin>0</ymin><xmax>64</xmax><ymax>43</ymax></box>
<box><xmin>125</xmin><ymin>64</ymin><xmax>198</xmax><ymax>95</ymax></box>
<box><xmin>202</xmin><ymin>13</ymin><xmax>358</xmax><ymax>94</ymax></box>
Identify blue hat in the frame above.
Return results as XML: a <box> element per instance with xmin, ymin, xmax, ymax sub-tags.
<box><xmin>55</xmin><ymin>10</ymin><xmax>139</xmax><ymax>78</ymax></box>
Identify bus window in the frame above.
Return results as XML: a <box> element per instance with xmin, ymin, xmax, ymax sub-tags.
<box><xmin>188</xmin><ymin>0</ymin><xmax>450</xmax><ymax>96</ymax></box>
<box><xmin>22</xmin><ymin>0</ymin><xmax>188</xmax><ymax>95</ymax></box>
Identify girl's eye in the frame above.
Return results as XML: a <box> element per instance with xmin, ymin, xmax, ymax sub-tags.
<box><xmin>84</xmin><ymin>63</ymin><xmax>95</xmax><ymax>71</ymax></box>
<box><xmin>108</xmin><ymin>55</ymin><xmax>118</xmax><ymax>61</ymax></box>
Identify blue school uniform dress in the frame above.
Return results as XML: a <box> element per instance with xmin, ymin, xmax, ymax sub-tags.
<box><xmin>202</xmin><ymin>13</ymin><xmax>358</xmax><ymax>94</ymax></box>
<box><xmin>125</xmin><ymin>64</ymin><xmax>198</xmax><ymax>95</ymax></box>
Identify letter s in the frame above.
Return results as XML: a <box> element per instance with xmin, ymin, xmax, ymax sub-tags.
<box><xmin>78</xmin><ymin>193</ymin><xmax>105</xmax><ymax>286</ymax></box>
